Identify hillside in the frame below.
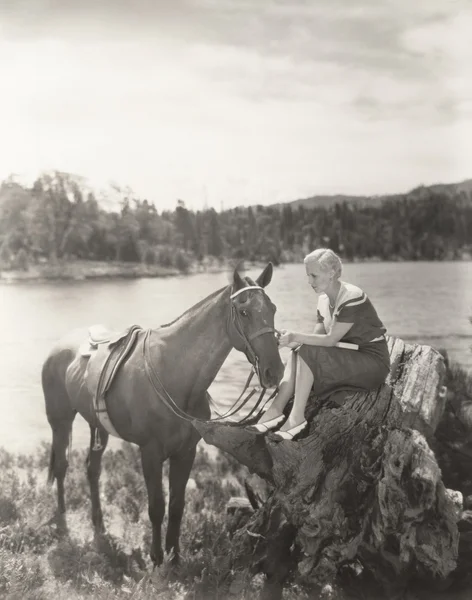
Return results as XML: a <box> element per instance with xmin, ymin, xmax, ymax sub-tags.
<box><xmin>278</xmin><ymin>178</ymin><xmax>472</xmax><ymax>210</ymax></box>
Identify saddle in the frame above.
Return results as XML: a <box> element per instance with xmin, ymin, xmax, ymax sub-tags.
<box><xmin>80</xmin><ymin>324</ymin><xmax>143</xmax><ymax>442</ymax></box>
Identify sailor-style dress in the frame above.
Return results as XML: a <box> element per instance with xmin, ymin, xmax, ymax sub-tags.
<box><xmin>297</xmin><ymin>281</ymin><xmax>390</xmax><ymax>402</ymax></box>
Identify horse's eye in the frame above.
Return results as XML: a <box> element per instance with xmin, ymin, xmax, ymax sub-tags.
<box><xmin>240</xmin><ymin>309</ymin><xmax>249</xmax><ymax>318</ymax></box>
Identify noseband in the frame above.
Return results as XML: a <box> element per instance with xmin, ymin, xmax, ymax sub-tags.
<box><xmin>227</xmin><ymin>285</ymin><xmax>278</xmax><ymax>378</ymax></box>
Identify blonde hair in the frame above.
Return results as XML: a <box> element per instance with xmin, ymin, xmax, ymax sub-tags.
<box><xmin>304</xmin><ymin>248</ymin><xmax>342</xmax><ymax>279</ymax></box>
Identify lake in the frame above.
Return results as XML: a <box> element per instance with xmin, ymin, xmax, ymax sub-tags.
<box><xmin>0</xmin><ymin>261</ymin><xmax>470</xmax><ymax>453</ymax></box>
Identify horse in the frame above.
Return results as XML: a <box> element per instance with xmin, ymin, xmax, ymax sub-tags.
<box><xmin>41</xmin><ymin>263</ymin><xmax>284</xmax><ymax>565</ymax></box>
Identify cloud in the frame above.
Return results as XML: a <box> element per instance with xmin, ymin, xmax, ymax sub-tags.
<box><xmin>0</xmin><ymin>0</ymin><xmax>471</xmax><ymax>208</ymax></box>
<box><xmin>400</xmin><ymin>7</ymin><xmax>472</xmax><ymax>120</ymax></box>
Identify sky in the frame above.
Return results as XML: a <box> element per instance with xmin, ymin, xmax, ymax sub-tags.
<box><xmin>0</xmin><ymin>0</ymin><xmax>471</xmax><ymax>211</ymax></box>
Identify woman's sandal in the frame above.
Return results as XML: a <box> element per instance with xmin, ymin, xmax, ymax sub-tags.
<box><xmin>247</xmin><ymin>414</ymin><xmax>285</xmax><ymax>433</ymax></box>
<box><xmin>273</xmin><ymin>420</ymin><xmax>308</xmax><ymax>440</ymax></box>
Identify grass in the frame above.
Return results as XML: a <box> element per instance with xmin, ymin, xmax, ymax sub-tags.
<box><xmin>4</xmin><ymin>359</ymin><xmax>470</xmax><ymax>600</ymax></box>
<box><xmin>0</xmin><ymin>441</ymin><xmax>315</xmax><ymax>600</ymax></box>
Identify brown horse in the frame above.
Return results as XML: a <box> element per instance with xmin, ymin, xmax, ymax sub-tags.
<box><xmin>42</xmin><ymin>263</ymin><xmax>283</xmax><ymax>565</ymax></box>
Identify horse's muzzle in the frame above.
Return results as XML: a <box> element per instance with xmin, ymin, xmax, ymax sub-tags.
<box><xmin>260</xmin><ymin>365</ymin><xmax>283</xmax><ymax>389</ymax></box>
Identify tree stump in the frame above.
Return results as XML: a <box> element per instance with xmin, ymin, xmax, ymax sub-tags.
<box><xmin>194</xmin><ymin>336</ymin><xmax>460</xmax><ymax>598</ymax></box>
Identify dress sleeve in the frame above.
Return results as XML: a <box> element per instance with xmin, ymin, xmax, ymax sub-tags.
<box><xmin>335</xmin><ymin>293</ymin><xmax>367</xmax><ymax>323</ymax></box>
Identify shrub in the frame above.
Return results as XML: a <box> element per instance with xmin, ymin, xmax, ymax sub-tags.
<box><xmin>156</xmin><ymin>245</ymin><xmax>173</xmax><ymax>267</ymax></box>
<box><xmin>174</xmin><ymin>250</ymin><xmax>191</xmax><ymax>273</ymax></box>
<box><xmin>144</xmin><ymin>246</ymin><xmax>156</xmax><ymax>265</ymax></box>
<box><xmin>0</xmin><ymin>240</ymin><xmax>12</xmax><ymax>268</ymax></box>
<box><xmin>0</xmin><ymin>496</ymin><xmax>19</xmax><ymax>524</ymax></box>
<box><xmin>0</xmin><ymin>549</ymin><xmax>45</xmax><ymax>596</ymax></box>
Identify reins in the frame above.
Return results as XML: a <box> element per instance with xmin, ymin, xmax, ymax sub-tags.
<box><xmin>142</xmin><ymin>286</ymin><xmax>279</xmax><ymax>427</ymax></box>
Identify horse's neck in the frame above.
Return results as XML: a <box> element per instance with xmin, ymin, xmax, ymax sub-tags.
<box><xmin>156</xmin><ymin>287</ymin><xmax>233</xmax><ymax>396</ymax></box>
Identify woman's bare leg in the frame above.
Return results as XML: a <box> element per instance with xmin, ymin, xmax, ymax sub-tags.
<box><xmin>257</xmin><ymin>351</ymin><xmax>297</xmax><ymax>424</ymax></box>
<box><xmin>279</xmin><ymin>355</ymin><xmax>314</xmax><ymax>431</ymax></box>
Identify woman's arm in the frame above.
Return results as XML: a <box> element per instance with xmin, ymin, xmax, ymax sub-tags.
<box><xmin>277</xmin><ymin>322</ymin><xmax>327</xmax><ymax>349</ymax></box>
<box><xmin>279</xmin><ymin>320</ymin><xmax>353</xmax><ymax>348</ymax></box>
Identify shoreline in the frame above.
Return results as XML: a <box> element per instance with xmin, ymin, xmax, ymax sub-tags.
<box><xmin>0</xmin><ymin>259</ymin><xmax>229</xmax><ymax>284</ymax></box>
<box><xmin>1</xmin><ymin>256</ymin><xmax>471</xmax><ymax>284</ymax></box>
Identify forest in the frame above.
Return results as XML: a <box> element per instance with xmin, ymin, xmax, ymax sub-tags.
<box><xmin>0</xmin><ymin>172</ymin><xmax>471</xmax><ymax>273</ymax></box>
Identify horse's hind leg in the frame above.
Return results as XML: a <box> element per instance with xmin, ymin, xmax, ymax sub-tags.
<box><xmin>43</xmin><ymin>355</ymin><xmax>77</xmax><ymax>516</ymax></box>
<box><xmin>48</xmin><ymin>415</ymin><xmax>75</xmax><ymax>515</ymax></box>
<box><xmin>86</xmin><ymin>426</ymin><xmax>109</xmax><ymax>534</ymax></box>
<box><xmin>166</xmin><ymin>443</ymin><xmax>197</xmax><ymax>563</ymax></box>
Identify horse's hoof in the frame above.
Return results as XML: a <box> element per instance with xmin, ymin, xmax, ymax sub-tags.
<box><xmin>93</xmin><ymin>530</ymin><xmax>107</xmax><ymax>545</ymax></box>
<box><xmin>169</xmin><ymin>554</ymin><xmax>180</xmax><ymax>571</ymax></box>
<box><xmin>151</xmin><ymin>550</ymin><xmax>164</xmax><ymax>567</ymax></box>
<box><xmin>52</xmin><ymin>512</ymin><xmax>68</xmax><ymax>536</ymax></box>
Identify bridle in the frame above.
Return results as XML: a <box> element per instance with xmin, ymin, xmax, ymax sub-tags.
<box><xmin>142</xmin><ymin>285</ymin><xmax>280</xmax><ymax>426</ymax></box>
<box><xmin>227</xmin><ymin>285</ymin><xmax>278</xmax><ymax>381</ymax></box>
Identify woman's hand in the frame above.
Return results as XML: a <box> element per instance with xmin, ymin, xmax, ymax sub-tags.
<box><xmin>278</xmin><ymin>329</ymin><xmax>299</xmax><ymax>349</ymax></box>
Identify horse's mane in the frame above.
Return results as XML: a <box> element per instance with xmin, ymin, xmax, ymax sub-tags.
<box><xmin>159</xmin><ymin>276</ymin><xmax>256</xmax><ymax>329</ymax></box>
<box><xmin>159</xmin><ymin>285</ymin><xmax>229</xmax><ymax>329</ymax></box>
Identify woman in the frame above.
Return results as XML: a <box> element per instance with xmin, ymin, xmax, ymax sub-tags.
<box><xmin>250</xmin><ymin>248</ymin><xmax>390</xmax><ymax>441</ymax></box>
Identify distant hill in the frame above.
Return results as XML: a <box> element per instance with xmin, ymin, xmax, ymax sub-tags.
<box><xmin>276</xmin><ymin>178</ymin><xmax>472</xmax><ymax>210</ymax></box>
<box><xmin>2</xmin><ymin>173</ymin><xmax>472</xmax><ymax>215</ymax></box>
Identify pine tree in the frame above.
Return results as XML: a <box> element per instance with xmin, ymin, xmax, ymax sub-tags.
<box><xmin>207</xmin><ymin>209</ymin><xmax>223</xmax><ymax>258</ymax></box>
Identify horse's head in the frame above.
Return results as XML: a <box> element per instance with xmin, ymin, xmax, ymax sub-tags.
<box><xmin>229</xmin><ymin>263</ymin><xmax>284</xmax><ymax>388</ymax></box>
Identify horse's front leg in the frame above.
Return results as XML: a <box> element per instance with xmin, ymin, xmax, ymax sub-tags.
<box><xmin>140</xmin><ymin>441</ymin><xmax>165</xmax><ymax>566</ymax></box>
<box><xmin>165</xmin><ymin>441</ymin><xmax>198</xmax><ymax>563</ymax></box>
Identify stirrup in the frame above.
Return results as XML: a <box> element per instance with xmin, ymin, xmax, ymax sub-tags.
<box><xmin>247</xmin><ymin>414</ymin><xmax>285</xmax><ymax>433</ymax></box>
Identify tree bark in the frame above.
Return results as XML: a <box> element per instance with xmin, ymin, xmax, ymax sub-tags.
<box><xmin>194</xmin><ymin>336</ymin><xmax>459</xmax><ymax>597</ymax></box>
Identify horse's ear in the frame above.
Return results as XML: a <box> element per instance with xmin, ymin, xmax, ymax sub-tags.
<box><xmin>232</xmin><ymin>268</ymin><xmax>246</xmax><ymax>292</ymax></box>
<box><xmin>255</xmin><ymin>262</ymin><xmax>273</xmax><ymax>288</ymax></box>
